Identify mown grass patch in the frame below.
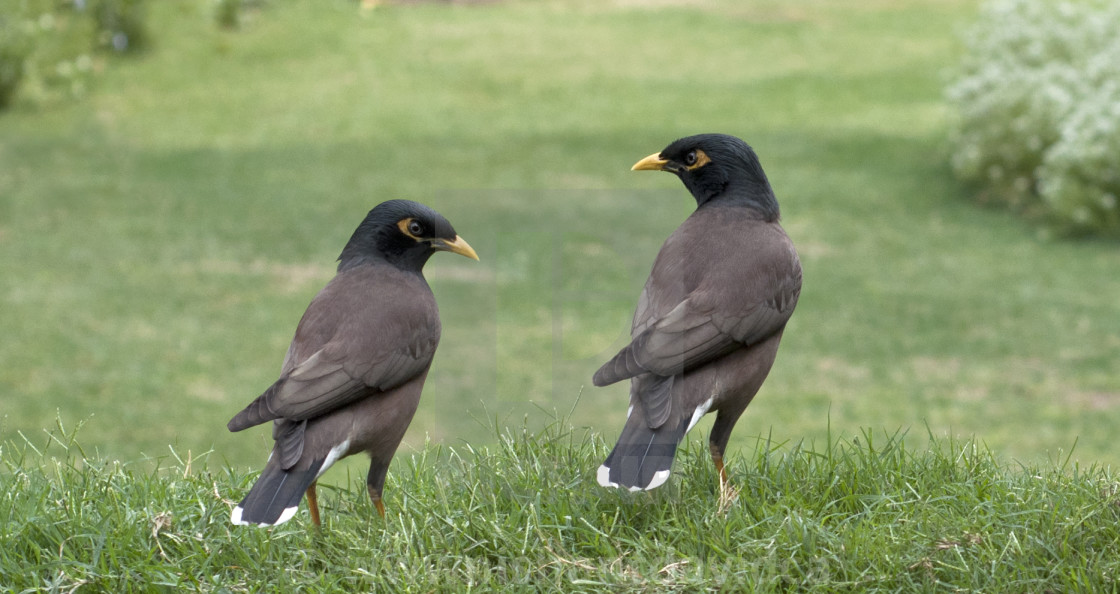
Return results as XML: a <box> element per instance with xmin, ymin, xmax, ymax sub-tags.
<box><xmin>1</xmin><ymin>0</ymin><xmax>1118</xmax><ymax>474</ymax></box>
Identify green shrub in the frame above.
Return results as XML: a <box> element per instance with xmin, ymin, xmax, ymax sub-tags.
<box><xmin>0</xmin><ymin>0</ymin><xmax>152</xmax><ymax>109</ymax></box>
<box><xmin>0</xmin><ymin>9</ymin><xmax>31</xmax><ymax>109</ymax></box>
<box><xmin>947</xmin><ymin>0</ymin><xmax>1120</xmax><ymax>237</ymax></box>
<box><xmin>213</xmin><ymin>0</ymin><xmax>269</xmax><ymax>31</ymax></box>
<box><xmin>3</xmin><ymin>1</ymin><xmax>100</xmax><ymax>107</ymax></box>
<box><xmin>214</xmin><ymin>0</ymin><xmax>242</xmax><ymax>29</ymax></box>
<box><xmin>88</xmin><ymin>0</ymin><xmax>149</xmax><ymax>53</ymax></box>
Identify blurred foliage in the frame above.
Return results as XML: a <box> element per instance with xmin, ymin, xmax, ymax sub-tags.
<box><xmin>946</xmin><ymin>0</ymin><xmax>1120</xmax><ymax>237</ymax></box>
<box><xmin>0</xmin><ymin>0</ymin><xmax>150</xmax><ymax>110</ymax></box>
<box><xmin>214</xmin><ymin>0</ymin><xmax>242</xmax><ymax>29</ymax></box>
<box><xmin>0</xmin><ymin>7</ymin><xmax>30</xmax><ymax>108</ymax></box>
<box><xmin>88</xmin><ymin>0</ymin><xmax>150</xmax><ymax>53</ymax></box>
<box><xmin>213</xmin><ymin>0</ymin><xmax>269</xmax><ymax>30</ymax></box>
<box><xmin>0</xmin><ymin>0</ymin><xmax>98</xmax><ymax>106</ymax></box>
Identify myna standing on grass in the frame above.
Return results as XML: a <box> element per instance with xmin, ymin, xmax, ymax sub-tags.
<box><xmin>594</xmin><ymin>134</ymin><xmax>802</xmax><ymax>492</ymax></box>
<box><xmin>227</xmin><ymin>200</ymin><xmax>478</xmax><ymax>526</ymax></box>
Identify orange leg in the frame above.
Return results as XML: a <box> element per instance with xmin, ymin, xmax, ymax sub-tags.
<box><xmin>306</xmin><ymin>481</ymin><xmax>321</xmax><ymax>528</ymax></box>
<box><xmin>368</xmin><ymin>485</ymin><xmax>386</xmax><ymax>518</ymax></box>
<box><xmin>710</xmin><ymin>444</ymin><xmax>729</xmax><ymax>488</ymax></box>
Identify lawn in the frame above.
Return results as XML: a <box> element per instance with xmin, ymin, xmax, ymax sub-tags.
<box><xmin>4</xmin><ymin>419</ymin><xmax>1119</xmax><ymax>590</ymax></box>
<box><xmin>2</xmin><ymin>0</ymin><xmax>1119</xmax><ymax>483</ymax></box>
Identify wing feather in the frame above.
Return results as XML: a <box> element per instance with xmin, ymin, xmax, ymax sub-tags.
<box><xmin>593</xmin><ymin>238</ymin><xmax>800</xmax><ymax>386</ymax></box>
<box><xmin>228</xmin><ymin>266</ymin><xmax>440</xmax><ymax>430</ymax></box>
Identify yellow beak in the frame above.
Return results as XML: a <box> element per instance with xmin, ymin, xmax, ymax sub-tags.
<box><xmin>433</xmin><ymin>235</ymin><xmax>480</xmax><ymax>261</ymax></box>
<box><xmin>631</xmin><ymin>152</ymin><xmax>669</xmax><ymax>171</ymax></box>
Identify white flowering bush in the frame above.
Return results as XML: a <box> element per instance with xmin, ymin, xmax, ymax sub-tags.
<box><xmin>947</xmin><ymin>0</ymin><xmax>1120</xmax><ymax>236</ymax></box>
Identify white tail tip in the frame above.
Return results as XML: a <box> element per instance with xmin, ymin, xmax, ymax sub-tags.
<box><xmin>644</xmin><ymin>469</ymin><xmax>672</xmax><ymax>490</ymax></box>
<box><xmin>597</xmin><ymin>464</ymin><xmax>618</xmax><ymax>488</ymax></box>
<box><xmin>597</xmin><ymin>465</ymin><xmax>671</xmax><ymax>491</ymax></box>
<box><xmin>230</xmin><ymin>505</ymin><xmax>299</xmax><ymax>527</ymax></box>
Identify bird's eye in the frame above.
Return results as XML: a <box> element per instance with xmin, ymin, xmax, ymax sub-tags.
<box><xmin>684</xmin><ymin>151</ymin><xmax>698</xmax><ymax>166</ymax></box>
<box><xmin>408</xmin><ymin>221</ymin><xmax>424</xmax><ymax>236</ymax></box>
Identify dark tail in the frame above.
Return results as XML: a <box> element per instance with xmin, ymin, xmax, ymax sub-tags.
<box><xmin>231</xmin><ymin>456</ymin><xmax>324</xmax><ymax>526</ymax></box>
<box><xmin>597</xmin><ymin>410</ymin><xmax>689</xmax><ymax>491</ymax></box>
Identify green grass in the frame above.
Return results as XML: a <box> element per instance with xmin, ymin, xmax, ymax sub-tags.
<box><xmin>2</xmin><ymin>0</ymin><xmax>1120</xmax><ymax>534</ymax></box>
<box><xmin>3</xmin><ymin>418</ymin><xmax>1119</xmax><ymax>591</ymax></box>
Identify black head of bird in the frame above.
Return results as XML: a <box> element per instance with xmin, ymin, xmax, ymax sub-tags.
<box><xmin>338</xmin><ymin>199</ymin><xmax>478</xmax><ymax>273</ymax></box>
<box><xmin>632</xmin><ymin>133</ymin><xmax>780</xmax><ymax>221</ymax></box>
<box><xmin>227</xmin><ymin>199</ymin><xmax>477</xmax><ymax>528</ymax></box>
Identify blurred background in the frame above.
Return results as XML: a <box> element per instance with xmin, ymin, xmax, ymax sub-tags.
<box><xmin>1</xmin><ymin>0</ymin><xmax>1118</xmax><ymax>473</ymax></box>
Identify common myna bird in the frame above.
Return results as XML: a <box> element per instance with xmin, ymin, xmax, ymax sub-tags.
<box><xmin>227</xmin><ymin>200</ymin><xmax>478</xmax><ymax>526</ymax></box>
<box><xmin>593</xmin><ymin>134</ymin><xmax>801</xmax><ymax>491</ymax></box>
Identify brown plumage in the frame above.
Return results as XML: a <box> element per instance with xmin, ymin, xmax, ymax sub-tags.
<box><xmin>594</xmin><ymin>134</ymin><xmax>801</xmax><ymax>491</ymax></box>
<box><xmin>227</xmin><ymin>200</ymin><xmax>478</xmax><ymax>526</ymax></box>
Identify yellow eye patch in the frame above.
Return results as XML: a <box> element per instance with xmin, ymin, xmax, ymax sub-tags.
<box><xmin>686</xmin><ymin>149</ymin><xmax>712</xmax><ymax>171</ymax></box>
<box><xmin>397</xmin><ymin>218</ymin><xmax>423</xmax><ymax>240</ymax></box>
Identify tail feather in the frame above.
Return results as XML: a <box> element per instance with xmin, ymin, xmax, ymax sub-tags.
<box><xmin>231</xmin><ymin>457</ymin><xmax>324</xmax><ymax>526</ymax></box>
<box><xmin>598</xmin><ymin>411</ymin><xmax>689</xmax><ymax>491</ymax></box>
<box><xmin>273</xmin><ymin>419</ymin><xmax>307</xmax><ymax>470</ymax></box>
